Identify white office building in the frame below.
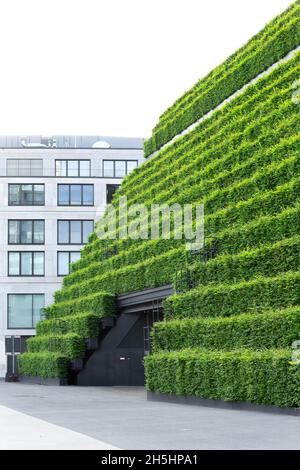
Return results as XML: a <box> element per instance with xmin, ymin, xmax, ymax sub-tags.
<box><xmin>0</xmin><ymin>135</ymin><xmax>144</xmax><ymax>379</ymax></box>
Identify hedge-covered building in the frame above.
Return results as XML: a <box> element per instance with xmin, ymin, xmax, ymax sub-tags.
<box><xmin>19</xmin><ymin>1</ymin><xmax>300</xmax><ymax>407</ymax></box>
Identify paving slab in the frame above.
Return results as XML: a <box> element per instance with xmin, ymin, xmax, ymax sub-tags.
<box><xmin>0</xmin><ymin>382</ymin><xmax>300</xmax><ymax>450</ymax></box>
<box><xmin>0</xmin><ymin>404</ymin><xmax>119</xmax><ymax>450</ymax></box>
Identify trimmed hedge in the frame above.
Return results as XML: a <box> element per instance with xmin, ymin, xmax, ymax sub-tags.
<box><xmin>19</xmin><ymin>6</ymin><xmax>300</xmax><ymax>391</ymax></box>
<box><xmin>56</xmin><ymin>205</ymin><xmax>300</xmax><ymax>302</ymax></box>
<box><xmin>164</xmin><ymin>271</ymin><xmax>300</xmax><ymax>319</ymax></box>
<box><xmin>177</xmin><ymin>236</ymin><xmax>300</xmax><ymax>290</ymax></box>
<box><xmin>55</xmin><ymin>248</ymin><xmax>186</xmax><ymax>302</ymax></box>
<box><xmin>216</xmin><ymin>205</ymin><xmax>300</xmax><ymax>255</ymax></box>
<box><xmin>72</xmin><ymin>177</ymin><xmax>299</xmax><ymax>276</ymax></box>
<box><xmin>48</xmin><ymin>291</ymin><xmax>116</xmax><ymax>318</ymax></box>
<box><xmin>112</xmin><ymin>138</ymin><xmax>300</xmax><ymax>242</ymax></box>
<box><xmin>129</xmin><ymin>96</ymin><xmax>300</xmax><ymax>206</ymax></box>
<box><xmin>152</xmin><ymin>307</ymin><xmax>300</xmax><ymax>352</ymax></box>
<box><xmin>18</xmin><ymin>352</ymin><xmax>69</xmax><ymax>379</ymax></box>
<box><xmin>144</xmin><ymin>2</ymin><xmax>300</xmax><ymax>155</ymax></box>
<box><xmin>27</xmin><ymin>334</ymin><xmax>85</xmax><ymax>359</ymax></box>
<box><xmin>153</xmin><ymin>3</ymin><xmax>300</xmax><ymax>131</ymax></box>
<box><xmin>126</xmin><ymin>53</ymin><xmax>300</xmax><ymax>192</ymax></box>
<box><xmin>144</xmin><ymin>349</ymin><xmax>300</xmax><ymax>408</ymax></box>
<box><xmin>36</xmin><ymin>312</ymin><xmax>101</xmax><ymax>338</ymax></box>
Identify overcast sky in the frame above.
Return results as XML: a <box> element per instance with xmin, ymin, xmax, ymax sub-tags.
<box><xmin>0</xmin><ymin>0</ymin><xmax>293</xmax><ymax>138</ymax></box>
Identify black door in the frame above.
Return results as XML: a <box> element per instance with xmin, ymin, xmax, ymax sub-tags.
<box><xmin>5</xmin><ymin>335</ymin><xmax>30</xmax><ymax>380</ymax></box>
<box><xmin>76</xmin><ymin>305</ymin><xmax>164</xmax><ymax>386</ymax></box>
<box><xmin>114</xmin><ymin>349</ymin><xmax>145</xmax><ymax>386</ymax></box>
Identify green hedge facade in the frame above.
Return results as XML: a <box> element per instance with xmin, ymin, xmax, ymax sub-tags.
<box><xmin>19</xmin><ymin>2</ymin><xmax>300</xmax><ymax>408</ymax></box>
<box><xmin>143</xmin><ymin>1</ymin><xmax>300</xmax><ymax>155</ymax></box>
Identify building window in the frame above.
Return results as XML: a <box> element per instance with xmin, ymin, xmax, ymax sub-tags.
<box><xmin>7</xmin><ymin>159</ymin><xmax>43</xmax><ymax>176</ymax></box>
<box><xmin>8</xmin><ymin>294</ymin><xmax>44</xmax><ymax>329</ymax></box>
<box><xmin>103</xmin><ymin>160</ymin><xmax>138</xmax><ymax>178</ymax></box>
<box><xmin>8</xmin><ymin>220</ymin><xmax>45</xmax><ymax>244</ymax></box>
<box><xmin>8</xmin><ymin>184</ymin><xmax>45</xmax><ymax>206</ymax></box>
<box><xmin>57</xmin><ymin>184</ymin><xmax>94</xmax><ymax>206</ymax></box>
<box><xmin>55</xmin><ymin>160</ymin><xmax>91</xmax><ymax>177</ymax></box>
<box><xmin>57</xmin><ymin>220</ymin><xmax>94</xmax><ymax>244</ymax></box>
<box><xmin>106</xmin><ymin>184</ymin><xmax>120</xmax><ymax>204</ymax></box>
<box><xmin>57</xmin><ymin>251</ymin><xmax>81</xmax><ymax>276</ymax></box>
<box><xmin>8</xmin><ymin>252</ymin><xmax>45</xmax><ymax>276</ymax></box>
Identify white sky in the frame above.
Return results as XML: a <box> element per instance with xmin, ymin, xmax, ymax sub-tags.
<box><xmin>0</xmin><ymin>0</ymin><xmax>293</xmax><ymax>138</ymax></box>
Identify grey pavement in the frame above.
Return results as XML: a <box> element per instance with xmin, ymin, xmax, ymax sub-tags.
<box><xmin>0</xmin><ymin>381</ymin><xmax>300</xmax><ymax>450</ymax></box>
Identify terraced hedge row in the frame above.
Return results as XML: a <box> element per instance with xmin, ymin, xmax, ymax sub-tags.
<box><xmin>18</xmin><ymin>292</ymin><xmax>115</xmax><ymax>379</ymax></box>
<box><xmin>27</xmin><ymin>333</ymin><xmax>85</xmax><ymax>359</ymax></box>
<box><xmin>127</xmin><ymin>84</ymin><xmax>300</xmax><ymax>203</ymax></box>
<box><xmin>177</xmin><ymin>236</ymin><xmax>300</xmax><ymax>290</ymax></box>
<box><xmin>144</xmin><ymin>349</ymin><xmax>300</xmax><ymax>408</ymax></box>
<box><xmin>19</xmin><ymin>3</ymin><xmax>300</xmax><ymax>408</ymax></box>
<box><xmin>152</xmin><ymin>2</ymin><xmax>300</xmax><ymax>131</ymax></box>
<box><xmin>144</xmin><ymin>1</ymin><xmax>300</xmax><ymax>155</ymax></box>
<box><xmin>151</xmin><ymin>307</ymin><xmax>300</xmax><ymax>352</ymax></box>
<box><xmin>36</xmin><ymin>312</ymin><xmax>101</xmax><ymax>338</ymax></box>
<box><xmin>45</xmin><ymin>291</ymin><xmax>116</xmax><ymax>318</ymax></box>
<box><xmin>122</xmin><ymin>53</ymin><xmax>300</xmax><ymax>204</ymax></box>
<box><xmin>74</xmin><ymin>177</ymin><xmax>299</xmax><ymax>273</ymax></box>
<box><xmin>164</xmin><ymin>271</ymin><xmax>300</xmax><ymax>319</ymax></box>
<box><xmin>18</xmin><ymin>353</ymin><xmax>69</xmax><ymax>379</ymax></box>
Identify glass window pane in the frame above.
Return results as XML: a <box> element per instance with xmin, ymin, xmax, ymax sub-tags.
<box><xmin>127</xmin><ymin>161</ymin><xmax>138</xmax><ymax>174</ymax></box>
<box><xmin>58</xmin><ymin>252</ymin><xmax>69</xmax><ymax>276</ymax></box>
<box><xmin>21</xmin><ymin>252</ymin><xmax>32</xmax><ymax>275</ymax></box>
<box><xmin>33</xmin><ymin>220</ymin><xmax>45</xmax><ymax>244</ymax></box>
<box><xmin>19</xmin><ymin>160</ymin><xmax>31</xmax><ymax>176</ymax></box>
<box><xmin>56</xmin><ymin>160</ymin><xmax>67</xmax><ymax>177</ymax></box>
<box><xmin>58</xmin><ymin>220</ymin><xmax>69</xmax><ymax>244</ymax></box>
<box><xmin>70</xmin><ymin>221</ymin><xmax>82</xmax><ymax>244</ymax></box>
<box><xmin>68</xmin><ymin>160</ymin><xmax>79</xmax><ymax>177</ymax></box>
<box><xmin>83</xmin><ymin>221</ymin><xmax>94</xmax><ymax>244</ymax></box>
<box><xmin>33</xmin><ymin>294</ymin><xmax>44</xmax><ymax>327</ymax></box>
<box><xmin>8</xmin><ymin>221</ymin><xmax>19</xmax><ymax>244</ymax></box>
<box><xmin>79</xmin><ymin>160</ymin><xmax>90</xmax><ymax>177</ymax></box>
<box><xmin>20</xmin><ymin>220</ymin><xmax>33</xmax><ymax>244</ymax></box>
<box><xmin>70</xmin><ymin>252</ymin><xmax>81</xmax><ymax>264</ymax></box>
<box><xmin>30</xmin><ymin>159</ymin><xmax>43</xmax><ymax>176</ymax></box>
<box><xmin>70</xmin><ymin>185</ymin><xmax>82</xmax><ymax>205</ymax></box>
<box><xmin>106</xmin><ymin>184</ymin><xmax>120</xmax><ymax>204</ymax></box>
<box><xmin>103</xmin><ymin>160</ymin><xmax>114</xmax><ymax>177</ymax></box>
<box><xmin>58</xmin><ymin>185</ymin><xmax>69</xmax><ymax>205</ymax></box>
<box><xmin>8</xmin><ymin>295</ymin><xmax>32</xmax><ymax>328</ymax></box>
<box><xmin>21</xmin><ymin>185</ymin><xmax>33</xmax><ymax>205</ymax></box>
<box><xmin>8</xmin><ymin>252</ymin><xmax>20</xmax><ymax>275</ymax></box>
<box><xmin>115</xmin><ymin>161</ymin><xmax>126</xmax><ymax>178</ymax></box>
<box><xmin>33</xmin><ymin>252</ymin><xmax>44</xmax><ymax>275</ymax></box>
<box><xmin>7</xmin><ymin>160</ymin><xmax>18</xmax><ymax>176</ymax></box>
<box><xmin>82</xmin><ymin>185</ymin><xmax>93</xmax><ymax>205</ymax></box>
<box><xmin>33</xmin><ymin>185</ymin><xmax>44</xmax><ymax>205</ymax></box>
<box><xmin>9</xmin><ymin>185</ymin><xmax>20</xmax><ymax>205</ymax></box>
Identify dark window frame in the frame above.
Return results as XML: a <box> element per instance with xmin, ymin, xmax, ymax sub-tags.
<box><xmin>8</xmin><ymin>220</ymin><xmax>45</xmax><ymax>245</ymax></box>
<box><xmin>102</xmin><ymin>160</ymin><xmax>138</xmax><ymax>178</ymax></box>
<box><xmin>7</xmin><ymin>293</ymin><xmax>45</xmax><ymax>330</ymax></box>
<box><xmin>55</xmin><ymin>159</ymin><xmax>91</xmax><ymax>177</ymax></box>
<box><xmin>8</xmin><ymin>184</ymin><xmax>45</xmax><ymax>206</ymax></box>
<box><xmin>57</xmin><ymin>184</ymin><xmax>94</xmax><ymax>206</ymax></box>
<box><xmin>57</xmin><ymin>219</ymin><xmax>94</xmax><ymax>245</ymax></box>
<box><xmin>8</xmin><ymin>251</ymin><xmax>45</xmax><ymax>277</ymax></box>
<box><xmin>57</xmin><ymin>251</ymin><xmax>81</xmax><ymax>276</ymax></box>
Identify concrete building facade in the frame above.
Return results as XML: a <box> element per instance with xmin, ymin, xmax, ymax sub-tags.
<box><xmin>0</xmin><ymin>135</ymin><xmax>144</xmax><ymax>378</ymax></box>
